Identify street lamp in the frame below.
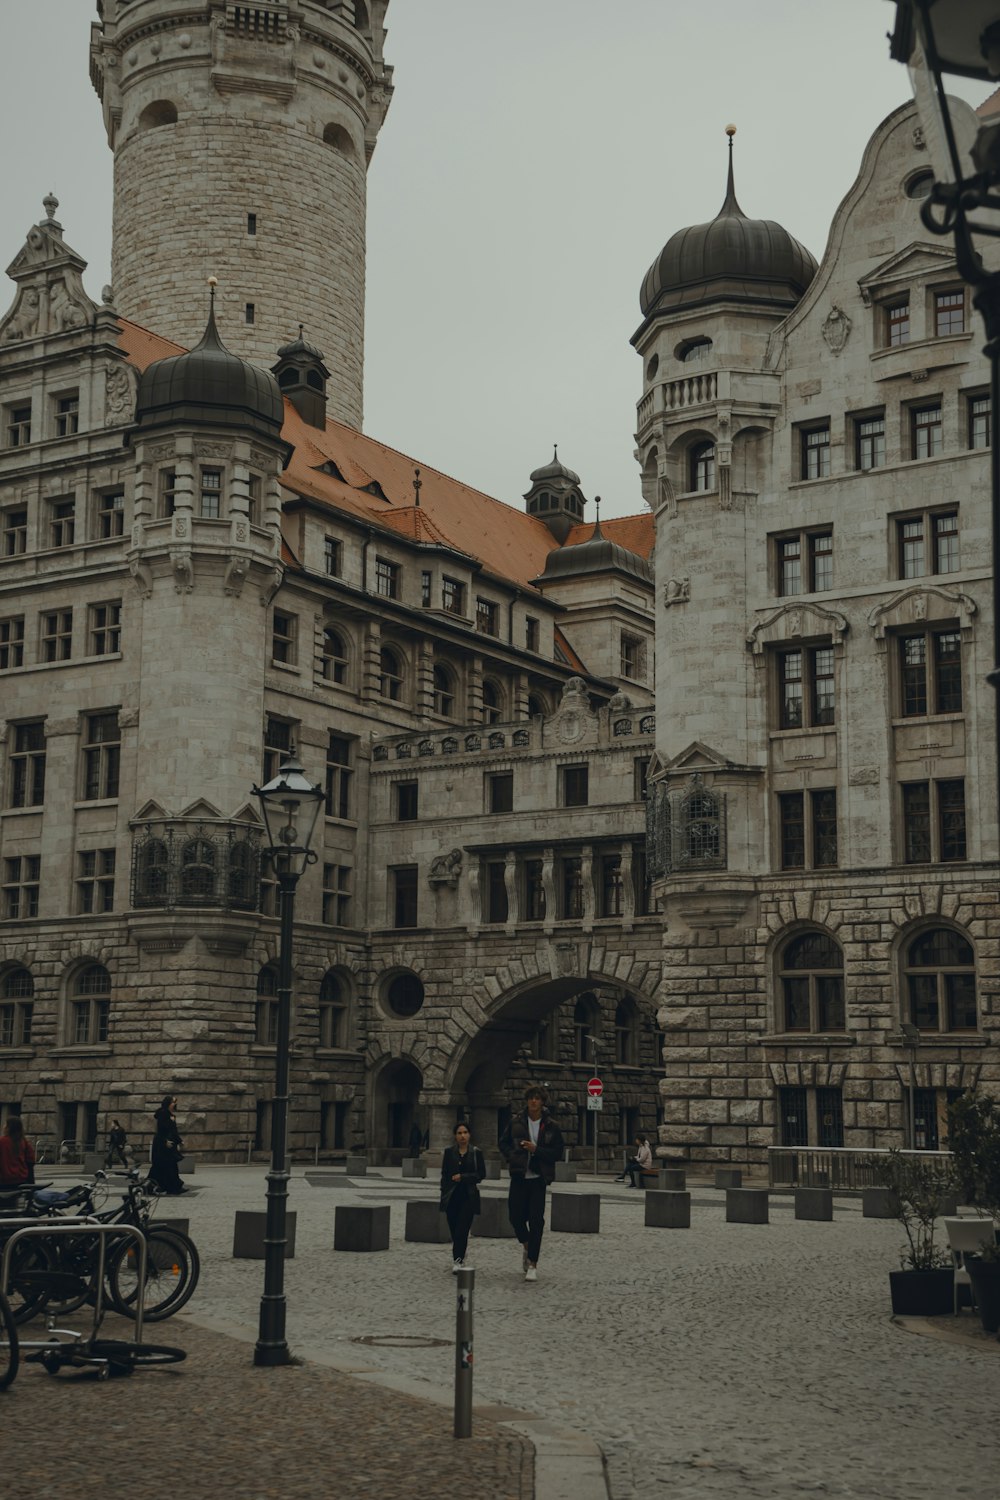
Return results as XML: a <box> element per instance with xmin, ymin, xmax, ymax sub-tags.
<box><xmin>900</xmin><ymin>1020</ymin><xmax>921</xmax><ymax>1150</ymax></box>
<box><xmin>251</xmin><ymin>755</ymin><xmax>324</xmax><ymax>1367</ymax></box>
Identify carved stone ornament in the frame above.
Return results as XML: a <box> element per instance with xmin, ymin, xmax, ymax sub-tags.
<box><xmin>194</xmin><ymin>440</ymin><xmax>233</xmax><ymax>460</ymax></box>
<box><xmin>129</xmin><ymin>556</ymin><xmax>154</xmax><ymax>599</ymax></box>
<box><xmin>0</xmin><ymin>198</ymin><xmax>96</xmax><ymax>343</ymax></box>
<box><xmin>556</xmin><ymin>711</ymin><xmax>584</xmax><ymax>745</ymax></box>
<box><xmin>663</xmin><ymin>576</ymin><xmax>690</xmax><ymax>607</ymax></box>
<box><xmin>258</xmin><ymin>566</ymin><xmax>283</xmax><ymax>608</ymax></box>
<box><xmin>171</xmin><ymin>550</ymin><xmax>194</xmax><ymax>594</ymax></box>
<box><xmin>913</xmin><ymin>125</ymin><xmax>926</xmax><ymax>151</ymax></box>
<box><xmin>821</xmin><ymin>304</ymin><xmax>852</xmax><ymax>355</ymax></box>
<box><xmin>429</xmin><ymin>848</ymin><xmax>463</xmax><ymax>887</ymax></box>
<box><xmin>118</xmin><ymin>707</ymin><xmax>140</xmax><ymax>729</ymax></box>
<box><xmin>224</xmin><ymin>554</ymin><xmax>250</xmax><ymax>597</ymax></box>
<box><xmin>747</xmin><ymin>601</ymin><xmax>849</xmax><ymax>665</ymax></box>
<box><xmin>105</xmin><ymin>363</ymin><xmax>135</xmax><ymax>426</ymax></box>
<box><xmin>867</xmin><ymin>585</ymin><xmax>977</xmax><ymax>647</ymax></box>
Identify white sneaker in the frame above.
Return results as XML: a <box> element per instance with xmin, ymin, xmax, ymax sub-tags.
<box><xmin>524</xmin><ymin>1265</ymin><xmax>538</xmax><ymax>1283</ymax></box>
<box><xmin>452</xmin><ymin>1258</ymin><xmax>464</xmax><ymax>1273</ymax></box>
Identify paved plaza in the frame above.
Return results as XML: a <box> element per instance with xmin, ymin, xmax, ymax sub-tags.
<box><xmin>11</xmin><ymin>1165</ymin><xmax>1000</xmax><ymax>1498</ymax></box>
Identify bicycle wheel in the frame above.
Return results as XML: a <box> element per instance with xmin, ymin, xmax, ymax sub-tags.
<box><xmin>0</xmin><ymin>1291</ymin><xmax>18</xmax><ymax>1390</ymax></box>
<box><xmin>107</xmin><ymin>1228</ymin><xmax>199</xmax><ymax>1321</ymax></box>
<box><xmin>43</xmin><ymin>1235</ymin><xmax>103</xmax><ymax>1316</ymax></box>
<box><xmin>3</xmin><ymin>1237</ymin><xmax>57</xmax><ymax>1325</ymax></box>
<box><xmin>88</xmin><ymin>1339</ymin><xmax>187</xmax><ymax>1370</ymax></box>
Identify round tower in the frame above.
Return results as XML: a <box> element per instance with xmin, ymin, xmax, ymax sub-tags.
<box><xmin>90</xmin><ymin>0</ymin><xmax>393</xmax><ymax>429</ymax></box>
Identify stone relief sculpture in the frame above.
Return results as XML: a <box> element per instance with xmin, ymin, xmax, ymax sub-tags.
<box><xmin>49</xmin><ymin>279</ymin><xmax>88</xmax><ymax>331</ymax></box>
<box><xmin>105</xmin><ymin>364</ymin><xmax>134</xmax><ymax>425</ymax></box>
<box><xmin>171</xmin><ymin>550</ymin><xmax>194</xmax><ymax>594</ymax></box>
<box><xmin>429</xmin><ymin>848</ymin><xmax>463</xmax><ymax>887</ymax></box>
<box><xmin>223</xmin><ymin>555</ymin><xmax>250</xmax><ymax>597</ymax></box>
<box><xmin>0</xmin><ymin>198</ymin><xmax>97</xmax><ymax>344</ymax></box>
<box><xmin>821</xmin><ymin>304</ymin><xmax>852</xmax><ymax>355</ymax></box>
<box><xmin>663</xmin><ymin>576</ymin><xmax>690</xmax><ymax>607</ymax></box>
<box><xmin>1</xmin><ymin>287</ymin><xmax>40</xmax><ymax>342</ymax></box>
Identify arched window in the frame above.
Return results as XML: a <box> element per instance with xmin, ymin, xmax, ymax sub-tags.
<box><xmin>323</xmin><ymin>122</ymin><xmax>354</xmax><ymax>158</ymax></box>
<box><xmin>378</xmin><ymin>646</ymin><xmax>404</xmax><ymax>701</ymax></box>
<box><xmin>432</xmin><ymin>662</ymin><xmax>455</xmax><ymax>717</ymax></box>
<box><xmin>255</xmin><ymin>965</ymin><xmax>280</xmax><ymax>1045</ymax></box>
<box><xmin>690</xmin><ymin>441</ymin><xmax>716</xmax><ymax>492</ymax></box>
<box><xmin>531</xmin><ymin>1012</ymin><xmax>557</xmax><ymax>1062</ymax></box>
<box><xmin>0</xmin><ymin>967</ymin><xmax>33</xmax><ymax>1048</ymax></box>
<box><xmin>136</xmin><ymin>837</ymin><xmax>170</xmax><ymax>905</ymax></box>
<box><xmin>228</xmin><ymin>838</ymin><xmax>256</xmax><ymax>909</ymax></box>
<box><xmin>678</xmin><ymin>337</ymin><xmax>713</xmax><ymax>364</ymax></box>
<box><xmin>322</xmin><ymin>627</ymin><xmax>349</xmax><ymax>685</ymax></box>
<box><xmin>904</xmin><ymin>927</ymin><xmax>977</xmax><ymax>1032</ymax></box>
<box><xmin>180</xmin><ymin>838</ymin><xmax>216</xmax><ymax>900</ymax></box>
<box><xmin>527</xmin><ymin>693</ymin><xmax>548</xmax><ymax>719</ymax></box>
<box><xmin>354</xmin><ymin>0</ymin><xmax>370</xmax><ymax>31</ymax></box>
<box><xmin>70</xmin><ymin>964</ymin><xmax>111</xmax><ymax>1045</ymax></box>
<box><xmin>614</xmin><ymin>998</ymin><xmax>639</xmax><ymax>1066</ymax></box>
<box><xmin>777</xmin><ymin>931</ymin><xmax>844</xmax><ymax>1033</ymax></box>
<box><xmin>139</xmin><ymin>100</ymin><xmax>178</xmax><ymax>131</ymax></box>
<box><xmin>573</xmin><ymin>993</ymin><xmax>600</xmax><ymax>1064</ymax></box>
<box><xmin>482</xmin><ymin>679</ymin><xmax>503</xmax><ymax>725</ymax></box>
<box><xmin>319</xmin><ymin>969</ymin><xmax>349</xmax><ymax>1049</ymax></box>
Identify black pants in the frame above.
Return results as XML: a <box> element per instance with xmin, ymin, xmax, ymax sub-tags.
<box><xmin>105</xmin><ymin>1146</ymin><xmax>129</xmax><ymax>1168</ymax></box>
<box><xmin>508</xmin><ymin>1174</ymin><xmax>547</xmax><ymax>1264</ymax></box>
<box><xmin>447</xmin><ymin>1193</ymin><xmax>477</xmax><ymax>1261</ymax></box>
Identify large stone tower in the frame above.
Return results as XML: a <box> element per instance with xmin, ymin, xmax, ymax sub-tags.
<box><xmin>89</xmin><ymin>0</ymin><xmax>393</xmax><ymax>428</ymax></box>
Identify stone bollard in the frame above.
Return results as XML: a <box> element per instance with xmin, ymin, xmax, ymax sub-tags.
<box><xmin>862</xmin><ymin>1188</ymin><xmax>894</xmax><ymax>1219</ymax></box>
<box><xmin>551</xmin><ymin>1192</ymin><xmax>600</xmax><ymax>1234</ymax></box>
<box><xmin>553</xmin><ymin>1162</ymin><xmax>577</xmax><ymax>1183</ymax></box>
<box><xmin>726</xmin><ymin>1188</ymin><xmax>769</xmax><ymax>1224</ymax></box>
<box><xmin>178</xmin><ymin>1159</ymin><xmax>196</xmax><ymax>1175</ymax></box>
<box><xmin>156</xmin><ymin>1217</ymin><xmax>190</xmax><ymax>1238</ymax></box>
<box><xmin>345</xmin><ymin>1154</ymin><xmax>368</xmax><ymax>1176</ymax></box>
<box><xmin>481</xmin><ymin>1157</ymin><xmax>502</xmax><ymax>1180</ymax></box>
<box><xmin>401</xmin><ymin>1158</ymin><xmax>427</xmax><ymax>1179</ymax></box>
<box><xmin>404</xmin><ymin>1200</ymin><xmax>451</xmax><ymax>1244</ymax></box>
<box><xmin>658</xmin><ymin>1168</ymin><xmax>686</xmax><ymax>1192</ymax></box>
<box><xmin>794</xmin><ymin>1187</ymin><xmax>834</xmax><ymax>1222</ymax></box>
<box><xmin>644</xmin><ymin>1190</ymin><xmax>691</xmax><ymax>1229</ymax></box>
<box><xmin>715</xmin><ymin>1167</ymin><xmax>743</xmax><ymax>1190</ymax></box>
<box><xmin>233</xmin><ymin>1210</ymin><xmax>297</xmax><ymax>1259</ymax></box>
<box><xmin>471</xmin><ymin>1196</ymin><xmax>515</xmax><ymax>1239</ymax></box>
<box><xmin>334</xmin><ymin>1204</ymin><xmax>390</xmax><ymax>1251</ymax></box>
<box><xmin>304</xmin><ymin>1171</ymin><xmax>347</xmax><ymax>1189</ymax></box>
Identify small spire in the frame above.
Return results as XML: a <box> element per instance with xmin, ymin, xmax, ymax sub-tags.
<box><xmin>718</xmin><ymin>124</ymin><xmax>744</xmax><ymax>219</ymax></box>
<box><xmin>413</xmin><ymin>467</ymin><xmax>422</xmax><ymax>508</ymax></box>
<box><xmin>592</xmin><ymin>495</ymin><xmax>604</xmax><ymax>538</ymax></box>
<box><xmin>194</xmin><ymin>276</ymin><xmax>224</xmax><ymax>351</ymax></box>
<box><xmin>298</xmin><ymin>323</ymin><xmax>305</xmax><ymax>340</ymax></box>
<box><xmin>43</xmin><ymin>192</ymin><xmax>59</xmax><ymax>222</ymax></box>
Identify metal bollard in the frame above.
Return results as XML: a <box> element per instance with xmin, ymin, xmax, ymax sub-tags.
<box><xmin>453</xmin><ymin>1266</ymin><xmax>474</xmax><ymax>1439</ymax></box>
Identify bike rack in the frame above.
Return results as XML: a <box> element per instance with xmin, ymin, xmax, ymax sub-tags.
<box><xmin>0</xmin><ymin>1221</ymin><xmax>147</xmax><ymax>1354</ymax></box>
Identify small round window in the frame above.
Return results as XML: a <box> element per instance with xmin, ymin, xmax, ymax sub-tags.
<box><xmin>905</xmin><ymin>171</ymin><xmax>933</xmax><ymax>200</ymax></box>
<box><xmin>386</xmin><ymin>973</ymin><xmax>424</xmax><ymax>1018</ymax></box>
<box><xmin>646</xmin><ymin>353</ymin><xmax>659</xmax><ymax>381</ymax></box>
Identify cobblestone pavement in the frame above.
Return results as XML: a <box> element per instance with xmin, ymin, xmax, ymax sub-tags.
<box><xmin>23</xmin><ymin>1167</ymin><xmax>997</xmax><ymax>1499</ymax></box>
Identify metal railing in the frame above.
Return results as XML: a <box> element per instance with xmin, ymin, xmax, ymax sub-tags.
<box><xmin>768</xmin><ymin>1146</ymin><xmax>953</xmax><ymax>1190</ymax></box>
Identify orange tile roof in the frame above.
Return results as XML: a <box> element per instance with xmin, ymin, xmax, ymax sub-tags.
<box><xmin>978</xmin><ymin>87</ymin><xmax>1000</xmax><ymax>118</ymax></box>
<box><xmin>116</xmin><ymin>318</ymin><xmax>654</xmax><ymax>592</ymax></box>
<box><xmin>554</xmin><ymin>628</ymin><xmax>587</xmax><ymax>673</ymax></box>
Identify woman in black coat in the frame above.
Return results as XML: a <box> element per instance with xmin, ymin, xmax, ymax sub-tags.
<box><xmin>439</xmin><ymin>1122</ymin><xmax>486</xmax><ymax>1270</ymax></box>
<box><xmin>149</xmin><ymin>1095</ymin><xmax>187</xmax><ymax>1195</ymax></box>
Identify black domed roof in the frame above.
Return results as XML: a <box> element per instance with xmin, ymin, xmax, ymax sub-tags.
<box><xmin>639</xmin><ymin>138</ymin><xmax>817</xmax><ymax>319</ymax></box>
<box><xmin>275</xmin><ymin>326</ymin><xmax>327</xmax><ymax>365</ymax></box>
<box><xmin>539</xmin><ymin>513</ymin><xmax>652</xmax><ymax>586</ymax></box>
<box><xmin>135</xmin><ymin>294</ymin><xmax>284</xmax><ymax>437</ymax></box>
<box><xmin>529</xmin><ymin>445</ymin><xmax>581</xmax><ymax>487</ymax></box>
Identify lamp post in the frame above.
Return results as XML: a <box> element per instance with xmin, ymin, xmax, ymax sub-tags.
<box><xmin>251</xmin><ymin>756</ymin><xmax>324</xmax><ymax>1367</ymax></box>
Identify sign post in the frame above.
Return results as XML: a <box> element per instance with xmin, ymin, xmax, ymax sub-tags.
<box><xmin>587</xmin><ymin>1077</ymin><xmax>603</xmax><ymax>1178</ymax></box>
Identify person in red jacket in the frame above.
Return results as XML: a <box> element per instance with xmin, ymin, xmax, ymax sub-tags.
<box><xmin>0</xmin><ymin>1116</ymin><xmax>36</xmax><ymax>1188</ymax></box>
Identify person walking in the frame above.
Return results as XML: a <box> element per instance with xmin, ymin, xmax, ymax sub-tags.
<box><xmin>0</xmin><ymin>1116</ymin><xmax>35</xmax><ymax>1189</ymax></box>
<box><xmin>105</xmin><ymin>1118</ymin><xmax>130</xmax><ymax>1169</ymax></box>
<box><xmin>499</xmin><ymin>1084</ymin><xmax>563</xmax><ymax>1283</ymax></box>
<box><xmin>624</xmin><ymin>1133</ymin><xmax>653</xmax><ymax>1188</ymax></box>
<box><xmin>440</xmin><ymin>1122</ymin><xmax>486</xmax><ymax>1271</ymax></box>
<box><xmin>149</xmin><ymin>1095</ymin><xmax>187</xmax><ymax>1195</ymax></box>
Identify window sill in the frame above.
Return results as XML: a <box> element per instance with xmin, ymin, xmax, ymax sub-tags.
<box><xmin>315</xmin><ymin>1047</ymin><xmax>359</xmax><ymax>1060</ymax></box>
<box><xmin>0</xmin><ymin>1046</ymin><xmax>35</xmax><ymax>1060</ymax></box>
<box><xmin>899</xmin><ymin>1032</ymin><xmax>988</xmax><ymax>1046</ymax></box>
<box><xmin>73</xmin><ymin>799</ymin><xmax>119</xmax><ymax>811</ymax></box>
<box><xmin>250</xmin><ymin>1044</ymin><xmax>277</xmax><ymax>1055</ymax></box>
<box><xmin>49</xmin><ymin>1044</ymin><xmax>113</xmax><ymax>1058</ymax></box>
<box><xmin>0</xmin><ymin>805</ymin><xmax>44</xmax><ymax>819</ymax></box>
<box><xmin>761</xmin><ymin>1034</ymin><xmax>855</xmax><ymax>1046</ymax></box>
<box><xmin>890</xmin><ymin>712</ymin><xmax>964</xmax><ymax>728</ymax></box>
<box><xmin>270</xmin><ymin>659</ymin><xmax>301</xmax><ymax>675</ymax></box>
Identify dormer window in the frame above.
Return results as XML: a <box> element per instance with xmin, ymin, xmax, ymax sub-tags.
<box><xmin>690</xmin><ymin>442</ymin><xmax>716</xmax><ymax>492</ymax></box>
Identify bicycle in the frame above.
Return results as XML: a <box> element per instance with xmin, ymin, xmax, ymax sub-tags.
<box><xmin>0</xmin><ymin>1289</ymin><xmax>18</xmax><ymax>1390</ymax></box>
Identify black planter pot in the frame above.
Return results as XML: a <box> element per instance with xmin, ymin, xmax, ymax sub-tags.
<box><xmin>888</xmin><ymin>1268</ymin><xmax>954</xmax><ymax>1316</ymax></box>
<box><xmin>965</xmin><ymin>1255</ymin><xmax>1000</xmax><ymax>1333</ymax></box>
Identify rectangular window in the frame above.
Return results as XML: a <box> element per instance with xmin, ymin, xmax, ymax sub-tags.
<box><xmin>899</xmin><ymin>629</ymin><xmax>962</xmax><ymax>716</ymax></box>
<box><xmin>816</xmin><ymin>1087</ymin><xmax>845</xmax><ymax>1149</ymax></box>
<box><xmin>933</xmin><ymin>511</ymin><xmax>959</xmax><ymax>573</ymax></box>
<box><xmin>0</xmin><ymin>997</ymin><xmax>32</xmax><ymax>1048</ymax></box>
<box><xmin>55</xmin><ymin>394</ymin><xmax>79</xmax><ymax>437</ymax></box>
<box><xmin>634</xmin><ymin>757</ymin><xmax>650</xmax><ymax>802</ymax></box>
<box><xmin>263</xmin><ymin>715</ymin><xmax>293</xmax><ymax>783</ymax></box>
<box><xmin>524</xmin><ymin>859</ymin><xmax>545</xmax><ymax>921</ymax></box>
<box><xmin>911</xmin><ymin>403</ymin><xmax>943</xmax><ymax>460</ymax></box>
<box><xmin>82</xmin><ymin>711</ymin><xmax>121</xmax><ymax>801</ymax></box>
<box><xmin>2</xmin><ymin>508</ymin><xmax>27</xmax><ymax>557</ymax></box>
<box><xmin>420</xmin><ymin>570</ymin><xmax>431</xmax><ymax>607</ymax></box>
<box><xmin>855</xmin><ymin>413</ymin><xmax>885</xmax><ymax>471</ymax></box>
<box><xmin>10</xmin><ymin>722</ymin><xmax>46</xmax><ymax>808</ymax></box>
<box><xmin>485</xmin><ymin>861</ymin><xmax>508</xmax><ymax>923</ymax></box>
<box><xmin>801</xmin><ymin>425</ymin><xmax>831</xmax><ymax>480</ymax></box>
<box><xmin>395</xmin><ymin>780</ymin><xmax>418</xmax><ymax>821</ymax></box>
<box><xmin>526</xmin><ymin>616</ymin><xmax>540</xmax><ymax>652</ymax></box>
<box><xmin>6</xmin><ymin>404</ymin><xmax>31</xmax><ymax>447</ymax></box>
<box><xmin>49</xmin><ymin>497</ymin><xmax>76</xmax><ymax>548</ymax></box>
<box><xmin>320</xmin><ymin>1101</ymin><xmax>348</xmax><ymax>1150</ymax></box>
<box><xmin>391</xmin><ymin>866</ymin><xmax>418</xmax><ymax>928</ymax></box>
<box><xmin>886</xmin><ymin>298</ymin><xmax>910</xmax><ymax>346</ymax></box>
<box><xmin>487</xmin><ymin>771</ymin><xmax>513</xmax><ymax>814</ymax></box>
<box><xmin>321</xmin><ymin>863</ymin><xmax>352</xmax><ymax>926</ymax></box>
<box><xmin>810</xmin><ymin>532</ymin><xmax>833</xmax><ymax>592</ymax></box>
<box><xmin>0</xmin><ymin>617</ymin><xmax>25</xmax><ymax>671</ymax></box>
<box><xmin>969</xmin><ymin>392</ymin><xmax>990</xmax><ymax>450</ymax></box>
<box><xmin>374</xmin><ymin>556</ymin><xmax>400</xmax><ymax>599</ymax></box>
<box><xmin>442</xmin><ymin>576</ymin><xmax>465</xmax><ymax>615</ymax></box>
<box><xmin>325</xmin><ymin>733</ymin><xmax>354</xmax><ymax>819</ymax></box>
<box><xmin>2</xmin><ymin>856</ymin><xmax>40</xmax><ymax>920</ymax></box>
<box><xmin>560</xmin><ymin>856</ymin><xmax>584</xmax><ymax>920</ymax></box>
<box><xmin>245</xmin><ymin>302</ymin><xmax>255</xmax><ymax>325</ymax></box>
<box><xmin>812</xmin><ymin>789</ymin><xmax>838</xmax><ymax>868</ymax></box>
<box><xmin>199</xmin><ymin>468</ymin><xmax>222</xmax><ymax>518</ymax></box>
<box><xmin>599</xmin><ymin>854</ymin><xmax>623</xmax><ymax>917</ymax></box>
<box><xmin>778</xmin><ymin>790</ymin><xmax>837</xmax><ymax>871</ymax></box>
<box><xmin>776</xmin><ymin>529</ymin><xmax>832</xmax><ymax>595</ymax></box>
<box><xmin>89</xmin><ymin>602</ymin><xmax>122</xmax><ymax>657</ymax></box>
<box><xmin>160</xmin><ymin>469</ymin><xmax>177</xmax><ymax>518</ymax></box>
<box><xmin>76</xmin><ymin>849</ymin><xmax>116</xmax><ymax>914</ymax></box>
<box><xmin>476</xmin><ymin>597</ymin><xmax>500</xmax><ymax>636</ymax></box>
<box><xmin>777</xmin><ymin>646</ymin><xmax>834</xmax><ymax>729</ymax></box>
<box><xmin>324</xmin><ymin>536</ymin><xmax>342</xmax><ymax>577</ymax></box>
<box><xmin>778</xmin><ymin>792</ymin><xmax>805</xmax><ymax>869</ymax></box>
<box><xmin>561</xmin><ymin>764</ymin><xmax>589</xmax><ymax>807</ymax></box>
<box><xmin>97</xmin><ymin>489</ymin><xmax>125</xmax><ymax>539</ymax></box>
<box><xmin>935</xmin><ymin>289</ymin><xmax>965</xmax><ymax>336</ymax></box>
<box><xmin>41</xmin><ymin>609</ymin><xmax>73</xmax><ymax>663</ymax></box>
<box><xmin>248</xmin><ymin>474</ymin><xmax>261</xmax><ymax>527</ymax></box>
<box><xmin>620</xmin><ymin>633</ymin><xmax>644</xmax><ymax>680</ymax></box>
<box><xmin>903</xmin><ymin>779</ymin><xmax>967</xmax><ymax>863</ymax></box>
<box><xmin>247</xmin><ymin>212</ymin><xmax>258</xmax><ymax>235</ymax></box>
<box><xmin>271</xmin><ymin>611</ymin><xmax>296</xmax><ymax>666</ymax></box>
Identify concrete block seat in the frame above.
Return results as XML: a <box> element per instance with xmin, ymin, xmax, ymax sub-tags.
<box><xmin>553</xmin><ymin>1162</ymin><xmax>578</xmax><ymax>1183</ymax></box>
<box><xmin>794</xmin><ymin>1187</ymin><xmax>834</xmax><ymax>1222</ymax></box>
<box><xmin>715</xmin><ymin>1168</ymin><xmax>743</xmax><ymax>1190</ymax></box>
<box><xmin>404</xmin><ymin>1200</ymin><xmax>451</xmax><ymax>1244</ymax></box>
<box><xmin>401</xmin><ymin>1158</ymin><xmax>427</xmax><ymax>1180</ymax></box>
<box><xmin>862</xmin><ymin>1188</ymin><xmax>894</xmax><ymax>1219</ymax></box>
<box><xmin>551</xmin><ymin>1193</ymin><xmax>600</xmax><ymax>1234</ymax></box>
<box><xmin>726</xmin><ymin>1187</ymin><xmax>769</xmax><ymax>1224</ymax></box>
<box><xmin>645</xmin><ymin>1190</ymin><xmax>691</xmax><ymax>1229</ymax></box>
<box><xmin>471</xmin><ymin>1195</ymin><xmax>516</xmax><ymax>1239</ymax></box>
<box><xmin>334</xmin><ymin>1204</ymin><xmax>390</xmax><ymax>1252</ymax></box>
<box><xmin>233</xmin><ymin>1210</ymin><xmax>297</xmax><ymax>1259</ymax></box>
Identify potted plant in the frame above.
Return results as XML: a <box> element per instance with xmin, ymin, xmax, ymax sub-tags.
<box><xmin>880</xmin><ymin>1149</ymin><xmax>956</xmax><ymax>1316</ymax></box>
<box><xmin>946</xmin><ymin>1092</ymin><xmax>1000</xmax><ymax>1332</ymax></box>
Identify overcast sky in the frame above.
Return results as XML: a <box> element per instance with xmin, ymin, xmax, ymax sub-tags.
<box><xmin>0</xmin><ymin>2</ymin><xmax>985</xmax><ymax>518</ymax></box>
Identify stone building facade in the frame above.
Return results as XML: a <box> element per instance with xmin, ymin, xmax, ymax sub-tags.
<box><xmin>636</xmin><ymin>103</ymin><xmax>1000</xmax><ymax>1170</ymax></box>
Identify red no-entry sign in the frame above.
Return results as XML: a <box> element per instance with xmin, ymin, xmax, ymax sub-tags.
<box><xmin>587</xmin><ymin>1077</ymin><xmax>603</xmax><ymax>1098</ymax></box>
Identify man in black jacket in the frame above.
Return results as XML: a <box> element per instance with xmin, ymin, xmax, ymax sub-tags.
<box><xmin>499</xmin><ymin>1084</ymin><xmax>564</xmax><ymax>1282</ymax></box>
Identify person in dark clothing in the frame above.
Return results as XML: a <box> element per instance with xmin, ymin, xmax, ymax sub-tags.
<box><xmin>105</xmin><ymin>1118</ymin><xmax>129</xmax><ymax>1169</ymax></box>
<box><xmin>408</xmin><ymin>1121</ymin><xmax>424</xmax><ymax>1159</ymax></box>
<box><xmin>0</xmin><ymin>1116</ymin><xmax>35</xmax><ymax>1189</ymax></box>
<box><xmin>499</xmin><ymin>1084</ymin><xmax>564</xmax><ymax>1282</ymax></box>
<box><xmin>439</xmin><ymin>1122</ymin><xmax>486</xmax><ymax>1270</ymax></box>
<box><xmin>149</xmin><ymin>1095</ymin><xmax>187</xmax><ymax>1195</ymax></box>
